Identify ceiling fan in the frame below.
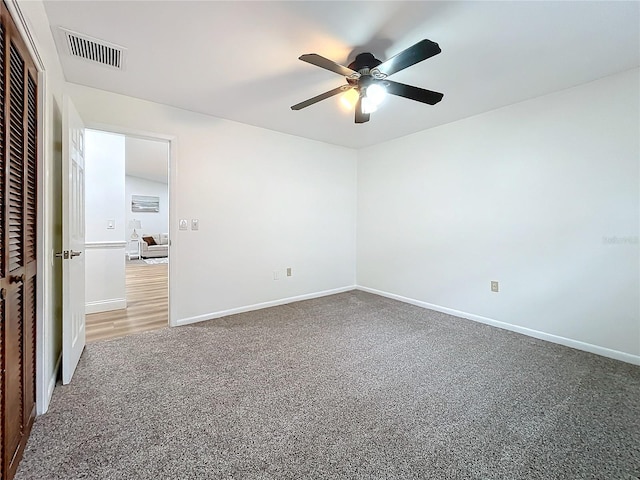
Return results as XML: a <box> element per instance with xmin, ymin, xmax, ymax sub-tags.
<box><xmin>291</xmin><ymin>39</ymin><xmax>444</xmax><ymax>124</ymax></box>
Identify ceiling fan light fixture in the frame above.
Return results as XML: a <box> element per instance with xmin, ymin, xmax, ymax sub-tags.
<box><xmin>365</xmin><ymin>83</ymin><xmax>387</xmax><ymax>107</ymax></box>
<box><xmin>361</xmin><ymin>96</ymin><xmax>378</xmax><ymax>114</ymax></box>
<box><xmin>340</xmin><ymin>88</ymin><xmax>359</xmax><ymax>110</ymax></box>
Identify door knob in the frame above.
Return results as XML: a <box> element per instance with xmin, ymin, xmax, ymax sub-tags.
<box><xmin>70</xmin><ymin>250</ymin><xmax>82</xmax><ymax>258</ymax></box>
<box><xmin>10</xmin><ymin>274</ymin><xmax>25</xmax><ymax>284</ymax></box>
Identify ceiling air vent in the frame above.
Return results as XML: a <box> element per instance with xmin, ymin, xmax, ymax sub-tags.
<box><xmin>60</xmin><ymin>28</ymin><xmax>126</xmax><ymax>70</ymax></box>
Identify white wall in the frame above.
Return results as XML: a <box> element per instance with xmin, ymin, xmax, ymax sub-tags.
<box><xmin>125</xmin><ymin>175</ymin><xmax>169</xmax><ymax>239</ymax></box>
<box><xmin>84</xmin><ymin>130</ymin><xmax>126</xmax><ymax>313</ymax></box>
<box><xmin>17</xmin><ymin>0</ymin><xmax>638</xmax><ymax>417</ymax></box>
<box><xmin>358</xmin><ymin>68</ymin><xmax>640</xmax><ymax>362</ymax></box>
<box><xmin>85</xmin><ymin>130</ymin><xmax>126</xmax><ymax>241</ymax></box>
<box><xmin>66</xmin><ymin>82</ymin><xmax>358</xmax><ymax>324</ymax></box>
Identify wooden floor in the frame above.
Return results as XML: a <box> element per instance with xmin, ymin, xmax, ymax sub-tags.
<box><xmin>86</xmin><ymin>262</ymin><xmax>168</xmax><ymax>342</ymax></box>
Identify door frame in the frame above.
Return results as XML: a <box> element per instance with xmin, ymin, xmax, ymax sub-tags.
<box><xmin>2</xmin><ymin>0</ymin><xmax>52</xmax><ymax>415</ymax></box>
<box><xmin>84</xmin><ymin>122</ymin><xmax>177</xmax><ymax>328</ymax></box>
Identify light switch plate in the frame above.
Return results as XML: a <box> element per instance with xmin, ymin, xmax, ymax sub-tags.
<box><xmin>191</xmin><ymin>219</ymin><xmax>199</xmax><ymax>231</ymax></box>
<box><xmin>107</xmin><ymin>219</ymin><xmax>115</xmax><ymax>229</ymax></box>
<box><xmin>179</xmin><ymin>219</ymin><xmax>188</xmax><ymax>231</ymax></box>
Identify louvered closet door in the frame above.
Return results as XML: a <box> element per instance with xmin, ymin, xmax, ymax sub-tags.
<box><xmin>0</xmin><ymin>2</ymin><xmax>38</xmax><ymax>479</ymax></box>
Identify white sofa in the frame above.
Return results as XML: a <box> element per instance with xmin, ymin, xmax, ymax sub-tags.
<box><xmin>140</xmin><ymin>233</ymin><xmax>169</xmax><ymax>258</ymax></box>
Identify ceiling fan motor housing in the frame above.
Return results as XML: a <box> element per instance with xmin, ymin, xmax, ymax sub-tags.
<box><xmin>348</xmin><ymin>52</ymin><xmax>382</xmax><ymax>71</ymax></box>
<box><xmin>347</xmin><ymin>52</ymin><xmax>386</xmax><ymax>87</ymax></box>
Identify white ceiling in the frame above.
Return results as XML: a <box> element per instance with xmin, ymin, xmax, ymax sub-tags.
<box><xmin>44</xmin><ymin>1</ymin><xmax>639</xmax><ymax>149</ymax></box>
<box><xmin>125</xmin><ymin>136</ymin><xmax>168</xmax><ymax>184</ymax></box>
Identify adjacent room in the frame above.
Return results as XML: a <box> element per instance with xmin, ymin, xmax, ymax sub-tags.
<box><xmin>0</xmin><ymin>1</ymin><xmax>637</xmax><ymax>479</ymax></box>
<box><xmin>84</xmin><ymin>130</ymin><xmax>170</xmax><ymax>342</ymax></box>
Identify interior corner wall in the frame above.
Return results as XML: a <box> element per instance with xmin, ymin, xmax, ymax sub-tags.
<box><xmin>84</xmin><ymin>130</ymin><xmax>127</xmax><ymax>313</ymax></box>
<box><xmin>66</xmin><ymin>82</ymin><xmax>358</xmax><ymax>324</ymax></box>
<box><xmin>357</xmin><ymin>68</ymin><xmax>640</xmax><ymax>362</ymax></box>
<box><xmin>125</xmin><ymin>175</ymin><xmax>169</xmax><ymax>239</ymax></box>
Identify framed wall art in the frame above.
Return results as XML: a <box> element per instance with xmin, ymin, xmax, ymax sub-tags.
<box><xmin>132</xmin><ymin>194</ymin><xmax>160</xmax><ymax>213</ymax></box>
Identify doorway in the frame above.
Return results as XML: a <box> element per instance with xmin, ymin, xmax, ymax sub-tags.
<box><xmin>83</xmin><ymin>131</ymin><xmax>169</xmax><ymax>342</ymax></box>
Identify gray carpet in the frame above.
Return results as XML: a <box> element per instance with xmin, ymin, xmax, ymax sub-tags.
<box><xmin>16</xmin><ymin>291</ymin><xmax>640</xmax><ymax>479</ymax></box>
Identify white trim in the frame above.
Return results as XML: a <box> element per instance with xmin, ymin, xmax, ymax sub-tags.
<box><xmin>85</xmin><ymin>298</ymin><xmax>127</xmax><ymax>314</ymax></box>
<box><xmin>85</xmin><ymin>241</ymin><xmax>127</xmax><ymax>249</ymax></box>
<box><xmin>168</xmin><ymin>138</ymin><xmax>177</xmax><ymax>327</ymax></box>
<box><xmin>46</xmin><ymin>353</ymin><xmax>61</xmax><ymax>406</ymax></box>
<box><xmin>4</xmin><ymin>1</ymin><xmax>45</xmax><ymax>70</ymax></box>
<box><xmin>357</xmin><ymin>286</ymin><xmax>640</xmax><ymax>366</ymax></box>
<box><xmin>84</xmin><ymin>123</ymin><xmax>176</xmax><ymax>143</ymax></box>
<box><xmin>35</xmin><ymin>69</ymin><xmax>49</xmax><ymax>414</ymax></box>
<box><xmin>176</xmin><ymin>286</ymin><xmax>356</xmax><ymax>326</ymax></box>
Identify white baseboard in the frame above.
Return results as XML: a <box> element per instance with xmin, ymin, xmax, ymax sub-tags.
<box><xmin>176</xmin><ymin>286</ymin><xmax>356</xmax><ymax>326</ymax></box>
<box><xmin>40</xmin><ymin>352</ymin><xmax>61</xmax><ymax>415</ymax></box>
<box><xmin>357</xmin><ymin>285</ymin><xmax>640</xmax><ymax>366</ymax></box>
<box><xmin>84</xmin><ymin>241</ymin><xmax>127</xmax><ymax>249</ymax></box>
<box><xmin>85</xmin><ymin>298</ymin><xmax>127</xmax><ymax>314</ymax></box>
<box><xmin>48</xmin><ymin>353</ymin><xmax>61</xmax><ymax>399</ymax></box>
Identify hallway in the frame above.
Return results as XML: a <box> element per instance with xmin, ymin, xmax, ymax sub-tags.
<box><xmin>86</xmin><ymin>262</ymin><xmax>168</xmax><ymax>342</ymax></box>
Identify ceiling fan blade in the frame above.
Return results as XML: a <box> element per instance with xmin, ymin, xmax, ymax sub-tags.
<box><xmin>299</xmin><ymin>54</ymin><xmax>360</xmax><ymax>78</ymax></box>
<box><xmin>291</xmin><ymin>85</ymin><xmax>353</xmax><ymax>111</ymax></box>
<box><xmin>385</xmin><ymin>80</ymin><xmax>444</xmax><ymax>105</ymax></box>
<box><xmin>373</xmin><ymin>39</ymin><xmax>441</xmax><ymax>78</ymax></box>
<box><xmin>355</xmin><ymin>97</ymin><xmax>370</xmax><ymax>124</ymax></box>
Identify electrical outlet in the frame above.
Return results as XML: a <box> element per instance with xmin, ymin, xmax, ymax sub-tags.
<box><xmin>179</xmin><ymin>219</ymin><xmax>188</xmax><ymax>230</ymax></box>
<box><xmin>491</xmin><ymin>281</ymin><xmax>499</xmax><ymax>292</ymax></box>
<box><xmin>286</xmin><ymin>267</ymin><xmax>292</xmax><ymax>277</ymax></box>
<box><xmin>191</xmin><ymin>219</ymin><xmax>199</xmax><ymax>231</ymax></box>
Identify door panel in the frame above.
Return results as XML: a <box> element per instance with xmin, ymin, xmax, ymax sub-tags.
<box><xmin>7</xmin><ymin>41</ymin><xmax>24</xmax><ymax>275</ymax></box>
<box><xmin>4</xmin><ymin>288</ymin><xmax>22</xmax><ymax>469</ymax></box>
<box><xmin>25</xmin><ymin>75</ymin><xmax>37</xmax><ymax>263</ymax></box>
<box><xmin>23</xmin><ymin>275</ymin><xmax>36</xmax><ymax>427</ymax></box>
<box><xmin>5</xmin><ymin>33</ymin><xmax>26</xmax><ymax>480</ymax></box>
<box><xmin>0</xmin><ymin>18</ymin><xmax>5</xmax><ymax>472</ymax></box>
<box><xmin>62</xmin><ymin>96</ymin><xmax>86</xmax><ymax>385</ymax></box>
<box><xmin>0</xmin><ymin>2</ymin><xmax>39</xmax><ymax>478</ymax></box>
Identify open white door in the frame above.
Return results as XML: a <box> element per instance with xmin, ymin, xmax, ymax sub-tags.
<box><xmin>61</xmin><ymin>96</ymin><xmax>86</xmax><ymax>384</ymax></box>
